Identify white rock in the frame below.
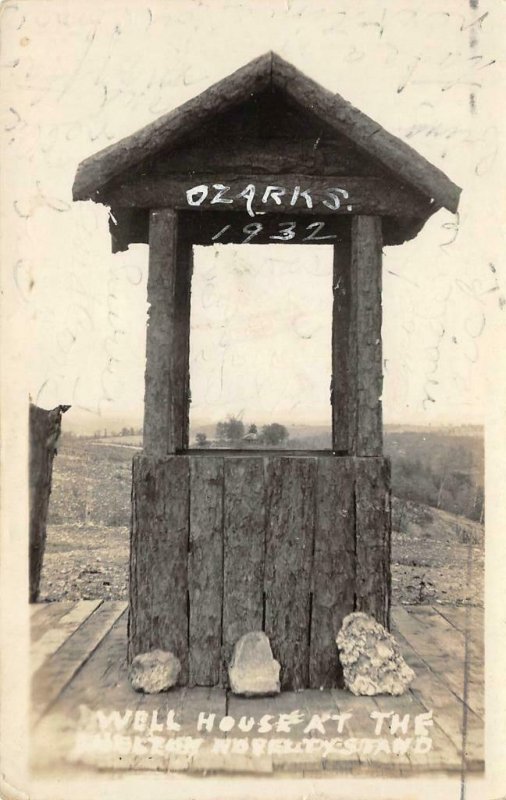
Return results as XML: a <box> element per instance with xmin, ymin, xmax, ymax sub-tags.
<box><xmin>228</xmin><ymin>631</ymin><xmax>281</xmax><ymax>696</ymax></box>
<box><xmin>129</xmin><ymin>649</ymin><xmax>181</xmax><ymax>693</ymax></box>
<box><xmin>336</xmin><ymin>612</ymin><xmax>415</xmax><ymax>696</ymax></box>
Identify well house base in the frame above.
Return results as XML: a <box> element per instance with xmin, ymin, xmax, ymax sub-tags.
<box><xmin>129</xmin><ymin>453</ymin><xmax>391</xmax><ymax>690</ymax></box>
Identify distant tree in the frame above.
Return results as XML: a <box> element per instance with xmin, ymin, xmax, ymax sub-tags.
<box><xmin>121</xmin><ymin>427</ymin><xmax>129</xmax><ymax>437</ymax></box>
<box><xmin>248</xmin><ymin>424</ymin><xmax>258</xmax><ymax>435</ymax></box>
<box><xmin>196</xmin><ymin>432</ymin><xmax>208</xmax><ymax>447</ymax></box>
<box><xmin>261</xmin><ymin>423</ymin><xmax>289</xmax><ymax>446</ymax></box>
<box><xmin>216</xmin><ymin>421</ymin><xmax>227</xmax><ymax>441</ymax></box>
<box><xmin>216</xmin><ymin>416</ymin><xmax>245</xmax><ymax>442</ymax></box>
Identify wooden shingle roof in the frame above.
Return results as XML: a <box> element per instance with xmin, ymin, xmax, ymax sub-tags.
<box><xmin>73</xmin><ymin>52</ymin><xmax>461</xmax><ymax>213</ymax></box>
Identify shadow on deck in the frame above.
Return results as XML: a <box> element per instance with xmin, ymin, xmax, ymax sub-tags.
<box><xmin>30</xmin><ymin>601</ymin><xmax>483</xmax><ymax>777</ymax></box>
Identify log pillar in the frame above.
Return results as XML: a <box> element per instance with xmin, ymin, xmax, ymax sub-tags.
<box><xmin>331</xmin><ymin>217</ymin><xmax>383</xmax><ymax>457</ymax></box>
<box><xmin>143</xmin><ymin>209</ymin><xmax>192</xmax><ymax>455</ymax></box>
<box><xmin>331</xmin><ymin>238</ymin><xmax>351</xmax><ymax>452</ymax></box>
<box><xmin>351</xmin><ymin>215</ymin><xmax>383</xmax><ymax>457</ymax></box>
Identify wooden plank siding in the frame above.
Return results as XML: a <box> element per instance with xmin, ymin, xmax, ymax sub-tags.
<box><xmin>310</xmin><ymin>457</ymin><xmax>355</xmax><ymax>688</ymax></box>
<box><xmin>188</xmin><ymin>457</ymin><xmax>224</xmax><ymax>686</ymax></box>
<box><xmin>222</xmin><ymin>457</ymin><xmax>265</xmax><ymax>680</ymax></box>
<box><xmin>133</xmin><ymin>136</ymin><xmax>390</xmax><ymax>179</ymax></box>
<box><xmin>264</xmin><ymin>457</ymin><xmax>316</xmax><ymax>690</ymax></box>
<box><xmin>130</xmin><ymin>453</ymin><xmax>390</xmax><ymax>690</ymax></box>
<box><xmin>129</xmin><ymin>455</ymin><xmax>190</xmax><ymax>682</ymax></box>
<box><xmin>355</xmin><ymin>457</ymin><xmax>391</xmax><ymax>628</ymax></box>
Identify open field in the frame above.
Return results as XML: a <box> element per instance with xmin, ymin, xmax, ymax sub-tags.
<box><xmin>40</xmin><ymin>438</ymin><xmax>483</xmax><ymax>606</ymax></box>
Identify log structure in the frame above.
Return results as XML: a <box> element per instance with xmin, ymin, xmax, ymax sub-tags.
<box><xmin>73</xmin><ymin>53</ymin><xmax>461</xmax><ymax>689</ymax></box>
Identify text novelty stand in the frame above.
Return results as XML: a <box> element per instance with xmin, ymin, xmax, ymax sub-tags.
<box><xmin>73</xmin><ymin>53</ymin><xmax>460</xmax><ymax>690</ymax></box>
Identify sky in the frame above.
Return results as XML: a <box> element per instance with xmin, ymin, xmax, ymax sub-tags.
<box><xmin>1</xmin><ymin>0</ymin><xmax>504</xmax><ymax>433</ymax></box>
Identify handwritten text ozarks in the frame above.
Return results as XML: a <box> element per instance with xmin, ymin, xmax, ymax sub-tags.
<box><xmin>185</xmin><ymin>182</ymin><xmax>353</xmax><ymax>217</ymax></box>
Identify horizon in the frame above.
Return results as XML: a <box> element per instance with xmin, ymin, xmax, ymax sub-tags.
<box><xmin>58</xmin><ymin>406</ymin><xmax>484</xmax><ymax>437</ymax></box>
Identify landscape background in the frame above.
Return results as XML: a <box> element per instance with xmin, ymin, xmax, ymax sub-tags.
<box><xmin>39</xmin><ymin>420</ymin><xmax>484</xmax><ymax>609</ymax></box>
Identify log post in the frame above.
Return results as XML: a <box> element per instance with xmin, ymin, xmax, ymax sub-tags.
<box><xmin>331</xmin><ymin>238</ymin><xmax>352</xmax><ymax>452</ymax></box>
<box><xmin>143</xmin><ymin>209</ymin><xmax>192</xmax><ymax>455</ymax></box>
<box><xmin>350</xmin><ymin>215</ymin><xmax>383</xmax><ymax>456</ymax></box>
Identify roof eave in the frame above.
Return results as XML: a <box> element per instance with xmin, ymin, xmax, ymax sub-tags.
<box><xmin>270</xmin><ymin>54</ymin><xmax>461</xmax><ymax>214</ymax></box>
<box><xmin>72</xmin><ymin>52</ymin><xmax>273</xmax><ymax>201</ymax></box>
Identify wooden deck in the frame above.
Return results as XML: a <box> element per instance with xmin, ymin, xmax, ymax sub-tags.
<box><xmin>30</xmin><ymin>601</ymin><xmax>484</xmax><ymax>777</ymax></box>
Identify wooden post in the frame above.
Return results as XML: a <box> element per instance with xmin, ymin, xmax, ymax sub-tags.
<box><xmin>143</xmin><ymin>209</ymin><xmax>192</xmax><ymax>455</ymax></box>
<box><xmin>350</xmin><ymin>215</ymin><xmax>383</xmax><ymax>456</ymax></box>
<box><xmin>331</xmin><ymin>239</ymin><xmax>352</xmax><ymax>452</ymax></box>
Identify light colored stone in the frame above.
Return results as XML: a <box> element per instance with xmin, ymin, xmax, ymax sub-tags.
<box><xmin>129</xmin><ymin>649</ymin><xmax>181</xmax><ymax>693</ymax></box>
<box><xmin>228</xmin><ymin>631</ymin><xmax>281</xmax><ymax>696</ymax></box>
<box><xmin>336</xmin><ymin>612</ymin><xmax>415</xmax><ymax>696</ymax></box>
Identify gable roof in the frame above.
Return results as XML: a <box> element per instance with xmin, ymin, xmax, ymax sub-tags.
<box><xmin>73</xmin><ymin>52</ymin><xmax>461</xmax><ymax>213</ymax></box>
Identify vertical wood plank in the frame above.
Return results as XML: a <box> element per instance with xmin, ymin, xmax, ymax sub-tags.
<box><xmin>310</xmin><ymin>457</ymin><xmax>355</xmax><ymax>688</ymax></box>
<box><xmin>331</xmin><ymin>239</ymin><xmax>352</xmax><ymax>452</ymax></box>
<box><xmin>188</xmin><ymin>456</ymin><xmax>223</xmax><ymax>686</ymax></box>
<box><xmin>351</xmin><ymin>215</ymin><xmax>383</xmax><ymax>456</ymax></box>
<box><xmin>129</xmin><ymin>454</ymin><xmax>189</xmax><ymax>682</ymax></box>
<box><xmin>143</xmin><ymin>209</ymin><xmax>191</xmax><ymax>455</ymax></box>
<box><xmin>264</xmin><ymin>457</ymin><xmax>316</xmax><ymax>690</ymax></box>
<box><xmin>222</xmin><ymin>457</ymin><xmax>265</xmax><ymax>679</ymax></box>
<box><xmin>354</xmin><ymin>457</ymin><xmax>391</xmax><ymax>628</ymax></box>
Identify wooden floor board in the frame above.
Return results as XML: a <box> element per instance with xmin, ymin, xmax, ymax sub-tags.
<box><xmin>331</xmin><ymin>691</ymin><xmax>385</xmax><ymax>768</ymax></box>
<box><xmin>434</xmin><ymin>605</ymin><xmax>484</xmax><ymax>646</ymax></box>
<box><xmin>30</xmin><ymin>601</ymin><xmax>79</xmax><ymax>643</ymax></box>
<box><xmin>391</xmin><ymin>626</ymin><xmax>483</xmax><ymax>767</ymax></box>
<box><xmin>408</xmin><ymin>606</ymin><xmax>484</xmax><ymax>719</ymax></box>
<box><xmin>407</xmin><ymin>605</ymin><xmax>484</xmax><ymax>664</ymax></box>
<box><xmin>391</xmin><ymin>607</ymin><xmax>483</xmax><ymax>718</ymax></box>
<box><xmin>300</xmin><ymin>688</ymin><xmax>359</xmax><ymax>771</ymax></box>
<box><xmin>51</xmin><ymin>608</ymin><xmax>131</xmax><ymax>708</ymax></box>
<box><xmin>429</xmin><ymin>605</ymin><xmax>483</xmax><ymax>635</ymax></box>
<box><xmin>31</xmin><ymin>600</ymin><xmax>103</xmax><ymax>673</ymax></box>
<box><xmin>30</xmin><ymin>601</ymin><xmax>74</xmax><ymax>623</ymax></box>
<box><xmin>32</xmin><ymin>601</ymin><xmax>126</xmax><ymax>725</ymax></box>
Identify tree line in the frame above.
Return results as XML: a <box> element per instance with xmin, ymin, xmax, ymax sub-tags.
<box><xmin>195</xmin><ymin>416</ymin><xmax>289</xmax><ymax>447</ymax></box>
